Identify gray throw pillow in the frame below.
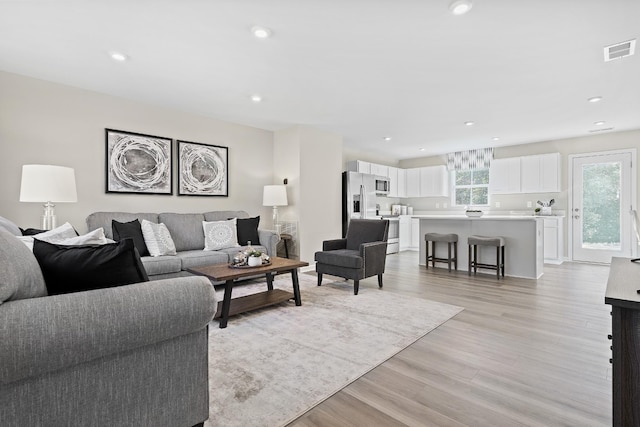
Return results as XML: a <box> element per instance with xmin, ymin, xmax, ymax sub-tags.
<box><xmin>0</xmin><ymin>229</ymin><xmax>48</xmax><ymax>304</ymax></box>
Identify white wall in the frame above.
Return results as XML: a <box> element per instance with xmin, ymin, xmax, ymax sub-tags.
<box><xmin>275</xmin><ymin>125</ymin><xmax>342</xmax><ymax>264</ymax></box>
<box><xmin>0</xmin><ymin>71</ymin><xmax>275</xmax><ymax>232</ymax></box>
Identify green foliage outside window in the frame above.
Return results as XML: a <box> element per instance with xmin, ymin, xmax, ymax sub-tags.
<box><xmin>582</xmin><ymin>162</ymin><xmax>621</xmax><ymax>246</ymax></box>
<box><xmin>454</xmin><ymin>168</ymin><xmax>489</xmax><ymax>206</ymax></box>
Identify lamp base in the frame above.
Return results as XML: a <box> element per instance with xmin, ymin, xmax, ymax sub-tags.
<box><xmin>42</xmin><ymin>201</ymin><xmax>57</xmax><ymax>230</ymax></box>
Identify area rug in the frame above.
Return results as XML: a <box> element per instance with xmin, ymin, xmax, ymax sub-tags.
<box><xmin>206</xmin><ymin>273</ymin><xmax>463</xmax><ymax>427</ymax></box>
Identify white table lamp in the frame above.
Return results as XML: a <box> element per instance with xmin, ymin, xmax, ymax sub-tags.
<box><xmin>263</xmin><ymin>185</ymin><xmax>288</xmax><ymax>233</ymax></box>
<box><xmin>19</xmin><ymin>164</ymin><xmax>78</xmax><ymax>229</ymax></box>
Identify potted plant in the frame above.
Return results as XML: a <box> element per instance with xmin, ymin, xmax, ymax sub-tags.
<box><xmin>247</xmin><ymin>250</ymin><xmax>263</xmax><ymax>266</ymax></box>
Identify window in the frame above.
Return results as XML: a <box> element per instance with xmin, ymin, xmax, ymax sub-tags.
<box><xmin>453</xmin><ymin>168</ymin><xmax>489</xmax><ymax>206</ymax></box>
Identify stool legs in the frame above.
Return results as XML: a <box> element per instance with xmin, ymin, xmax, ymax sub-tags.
<box><xmin>468</xmin><ymin>244</ymin><xmax>505</xmax><ymax>279</ymax></box>
<box><xmin>426</xmin><ymin>240</ymin><xmax>457</xmax><ymax>272</ymax></box>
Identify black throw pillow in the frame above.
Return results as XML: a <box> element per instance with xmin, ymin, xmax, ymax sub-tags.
<box><xmin>235</xmin><ymin>216</ymin><xmax>261</xmax><ymax>246</ymax></box>
<box><xmin>33</xmin><ymin>238</ymin><xmax>149</xmax><ymax>296</ymax></box>
<box><xmin>112</xmin><ymin>219</ymin><xmax>149</xmax><ymax>257</ymax></box>
<box><xmin>21</xmin><ymin>227</ymin><xmax>49</xmax><ymax>236</ymax></box>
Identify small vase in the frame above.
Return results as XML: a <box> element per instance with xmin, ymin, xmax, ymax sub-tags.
<box><xmin>541</xmin><ymin>207</ymin><xmax>552</xmax><ymax>216</ymax></box>
<box><xmin>248</xmin><ymin>256</ymin><xmax>262</xmax><ymax>267</ymax></box>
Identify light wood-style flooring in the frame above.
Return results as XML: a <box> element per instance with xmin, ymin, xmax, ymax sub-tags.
<box><xmin>289</xmin><ymin>251</ymin><xmax>612</xmax><ymax>426</ymax></box>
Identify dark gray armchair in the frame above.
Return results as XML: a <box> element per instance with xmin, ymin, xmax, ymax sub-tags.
<box><xmin>315</xmin><ymin>219</ymin><xmax>389</xmax><ymax>295</ymax></box>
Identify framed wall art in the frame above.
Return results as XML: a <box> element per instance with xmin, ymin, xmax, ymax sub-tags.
<box><xmin>177</xmin><ymin>140</ymin><xmax>228</xmax><ymax>196</ymax></box>
<box><xmin>105</xmin><ymin>129</ymin><xmax>173</xmax><ymax>194</ymax></box>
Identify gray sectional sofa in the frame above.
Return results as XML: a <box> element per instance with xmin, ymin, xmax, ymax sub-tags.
<box><xmin>86</xmin><ymin>210</ymin><xmax>280</xmax><ymax>280</ymax></box>
<box><xmin>0</xmin><ymin>226</ymin><xmax>217</xmax><ymax>427</ymax></box>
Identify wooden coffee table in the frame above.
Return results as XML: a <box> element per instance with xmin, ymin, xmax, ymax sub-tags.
<box><xmin>187</xmin><ymin>257</ymin><xmax>309</xmax><ymax>328</ymax></box>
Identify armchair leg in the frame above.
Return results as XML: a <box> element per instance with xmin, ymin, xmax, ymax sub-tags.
<box><xmin>378</xmin><ymin>274</ymin><xmax>383</xmax><ymax>288</ymax></box>
<box><xmin>354</xmin><ymin>280</ymin><xmax>359</xmax><ymax>295</ymax></box>
<box><xmin>317</xmin><ymin>273</ymin><xmax>323</xmax><ymax>286</ymax></box>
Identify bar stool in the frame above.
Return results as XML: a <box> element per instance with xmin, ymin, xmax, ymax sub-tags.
<box><xmin>468</xmin><ymin>235</ymin><xmax>505</xmax><ymax>279</ymax></box>
<box><xmin>424</xmin><ymin>233</ymin><xmax>458</xmax><ymax>272</ymax></box>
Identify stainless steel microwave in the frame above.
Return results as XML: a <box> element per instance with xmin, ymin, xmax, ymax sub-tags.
<box><xmin>374</xmin><ymin>176</ymin><xmax>390</xmax><ymax>195</ymax></box>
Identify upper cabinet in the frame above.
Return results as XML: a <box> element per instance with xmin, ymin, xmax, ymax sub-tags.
<box><xmin>489</xmin><ymin>157</ymin><xmax>521</xmax><ymax>194</ymax></box>
<box><xmin>370</xmin><ymin>163</ymin><xmax>389</xmax><ymax>177</ymax></box>
<box><xmin>346</xmin><ymin>160</ymin><xmax>371</xmax><ymax>174</ymax></box>
<box><xmin>490</xmin><ymin>153</ymin><xmax>560</xmax><ymax>194</ymax></box>
<box><xmin>419</xmin><ymin>165</ymin><xmax>449</xmax><ymax>197</ymax></box>
<box><xmin>346</xmin><ymin>161</ymin><xmax>448</xmax><ymax>198</ymax></box>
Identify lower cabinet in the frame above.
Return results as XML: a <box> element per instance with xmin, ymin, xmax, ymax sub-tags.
<box><xmin>543</xmin><ymin>216</ymin><xmax>564</xmax><ymax>264</ymax></box>
<box><xmin>399</xmin><ymin>216</ymin><xmax>419</xmax><ymax>251</ymax></box>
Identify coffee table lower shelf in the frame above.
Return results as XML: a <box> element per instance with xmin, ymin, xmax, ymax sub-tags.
<box><xmin>213</xmin><ymin>289</ymin><xmax>294</xmax><ymax>319</ymax></box>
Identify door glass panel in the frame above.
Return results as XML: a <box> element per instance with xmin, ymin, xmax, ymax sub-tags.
<box><xmin>582</xmin><ymin>161</ymin><xmax>621</xmax><ymax>250</ymax></box>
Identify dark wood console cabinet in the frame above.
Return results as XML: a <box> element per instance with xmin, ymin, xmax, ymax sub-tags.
<box><xmin>605</xmin><ymin>257</ymin><xmax>640</xmax><ymax>426</ymax></box>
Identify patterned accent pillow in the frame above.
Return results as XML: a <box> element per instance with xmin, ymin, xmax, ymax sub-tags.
<box><xmin>203</xmin><ymin>218</ymin><xmax>240</xmax><ymax>251</ymax></box>
<box><xmin>140</xmin><ymin>220</ymin><xmax>177</xmax><ymax>257</ymax></box>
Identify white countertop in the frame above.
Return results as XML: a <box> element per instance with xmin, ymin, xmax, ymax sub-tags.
<box><xmin>411</xmin><ymin>214</ymin><xmax>542</xmax><ymax>221</ymax></box>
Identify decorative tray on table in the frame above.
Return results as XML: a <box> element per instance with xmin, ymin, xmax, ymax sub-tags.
<box><xmin>229</xmin><ymin>260</ymin><xmax>272</xmax><ymax>269</ymax></box>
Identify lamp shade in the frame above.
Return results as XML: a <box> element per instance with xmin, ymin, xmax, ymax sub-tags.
<box><xmin>262</xmin><ymin>185</ymin><xmax>288</xmax><ymax>206</ymax></box>
<box><xmin>19</xmin><ymin>165</ymin><xmax>78</xmax><ymax>203</ymax></box>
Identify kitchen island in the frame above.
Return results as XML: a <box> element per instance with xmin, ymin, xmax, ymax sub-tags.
<box><xmin>416</xmin><ymin>215</ymin><xmax>544</xmax><ymax>279</ymax></box>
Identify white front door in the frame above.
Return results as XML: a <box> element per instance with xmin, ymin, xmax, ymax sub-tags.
<box><xmin>571</xmin><ymin>151</ymin><xmax>634</xmax><ymax>263</ymax></box>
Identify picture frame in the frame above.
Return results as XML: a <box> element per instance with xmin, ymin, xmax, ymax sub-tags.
<box><xmin>105</xmin><ymin>129</ymin><xmax>173</xmax><ymax>195</ymax></box>
<box><xmin>177</xmin><ymin>140</ymin><xmax>229</xmax><ymax>196</ymax></box>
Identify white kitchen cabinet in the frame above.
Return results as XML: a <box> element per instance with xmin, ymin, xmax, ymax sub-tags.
<box><xmin>489</xmin><ymin>157</ymin><xmax>521</xmax><ymax>194</ymax></box>
<box><xmin>399</xmin><ymin>216</ymin><xmax>411</xmax><ymax>250</ymax></box>
<box><xmin>397</xmin><ymin>168</ymin><xmax>406</xmax><ymax>197</ymax></box>
<box><xmin>399</xmin><ymin>216</ymin><xmax>420</xmax><ymax>251</ymax></box>
<box><xmin>521</xmin><ymin>153</ymin><xmax>561</xmax><ymax>193</ymax></box>
<box><xmin>370</xmin><ymin>163</ymin><xmax>389</xmax><ymax>177</ymax></box>
<box><xmin>543</xmin><ymin>216</ymin><xmax>564</xmax><ymax>264</ymax></box>
<box><xmin>346</xmin><ymin>160</ymin><xmax>371</xmax><ymax>174</ymax></box>
<box><xmin>419</xmin><ymin>166</ymin><xmax>449</xmax><ymax>197</ymax></box>
<box><xmin>410</xmin><ymin>218</ymin><xmax>420</xmax><ymax>249</ymax></box>
<box><xmin>387</xmin><ymin>166</ymin><xmax>398</xmax><ymax>197</ymax></box>
<box><xmin>406</xmin><ymin>168</ymin><xmax>421</xmax><ymax>197</ymax></box>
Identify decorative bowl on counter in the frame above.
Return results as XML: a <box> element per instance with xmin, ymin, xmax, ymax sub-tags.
<box><xmin>465</xmin><ymin>210</ymin><xmax>484</xmax><ymax>218</ymax></box>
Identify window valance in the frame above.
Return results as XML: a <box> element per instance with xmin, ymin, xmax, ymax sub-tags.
<box><xmin>446</xmin><ymin>147</ymin><xmax>494</xmax><ymax>171</ymax></box>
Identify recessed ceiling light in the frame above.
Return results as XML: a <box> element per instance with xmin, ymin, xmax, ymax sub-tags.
<box><xmin>419</xmin><ymin>148</ymin><xmax>425</xmax><ymax>151</ymax></box>
<box><xmin>250</xmin><ymin>94</ymin><xmax>262</xmax><ymax>103</ymax></box>
<box><xmin>449</xmin><ymin>0</ymin><xmax>473</xmax><ymax>15</ymax></box>
<box><xmin>464</xmin><ymin>121</ymin><xmax>475</xmax><ymax>126</ymax></box>
<box><xmin>383</xmin><ymin>136</ymin><xmax>392</xmax><ymax>141</ymax></box>
<box><xmin>588</xmin><ymin>96</ymin><xmax>603</xmax><ymax>103</ymax></box>
<box><xmin>109</xmin><ymin>51</ymin><xmax>128</xmax><ymax>62</ymax></box>
<box><xmin>594</xmin><ymin>121</ymin><xmax>606</xmax><ymax>126</ymax></box>
<box><xmin>251</xmin><ymin>26</ymin><xmax>272</xmax><ymax>39</ymax></box>
<box><xmin>492</xmin><ymin>137</ymin><xmax>500</xmax><ymax>141</ymax></box>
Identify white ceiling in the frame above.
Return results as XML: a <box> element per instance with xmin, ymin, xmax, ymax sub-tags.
<box><xmin>1</xmin><ymin>0</ymin><xmax>639</xmax><ymax>160</ymax></box>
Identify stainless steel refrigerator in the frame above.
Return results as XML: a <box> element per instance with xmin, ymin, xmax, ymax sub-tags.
<box><xmin>342</xmin><ymin>171</ymin><xmax>377</xmax><ymax>236</ymax></box>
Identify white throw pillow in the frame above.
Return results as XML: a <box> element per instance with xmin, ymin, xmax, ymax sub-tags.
<box><xmin>203</xmin><ymin>218</ymin><xmax>240</xmax><ymax>251</ymax></box>
<box><xmin>56</xmin><ymin>228</ymin><xmax>112</xmax><ymax>245</ymax></box>
<box><xmin>141</xmin><ymin>220</ymin><xmax>177</xmax><ymax>257</ymax></box>
<box><xmin>32</xmin><ymin>222</ymin><xmax>77</xmax><ymax>243</ymax></box>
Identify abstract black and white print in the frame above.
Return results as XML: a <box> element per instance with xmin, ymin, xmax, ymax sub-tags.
<box><xmin>105</xmin><ymin>129</ymin><xmax>173</xmax><ymax>194</ymax></box>
<box><xmin>178</xmin><ymin>140</ymin><xmax>228</xmax><ymax>196</ymax></box>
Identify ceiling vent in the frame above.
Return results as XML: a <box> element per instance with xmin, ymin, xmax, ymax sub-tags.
<box><xmin>604</xmin><ymin>39</ymin><xmax>636</xmax><ymax>62</ymax></box>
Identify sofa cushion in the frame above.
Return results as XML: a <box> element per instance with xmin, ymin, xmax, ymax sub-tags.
<box><xmin>112</xmin><ymin>219</ymin><xmax>149</xmax><ymax>257</ymax></box>
<box><xmin>141</xmin><ymin>220</ymin><xmax>177</xmax><ymax>257</ymax></box>
<box><xmin>86</xmin><ymin>212</ymin><xmax>159</xmax><ymax>240</ymax></box>
<box><xmin>204</xmin><ymin>210</ymin><xmax>249</xmax><ymax>222</ymax></box>
<box><xmin>0</xmin><ymin>216</ymin><xmax>21</xmax><ymax>236</ymax></box>
<box><xmin>141</xmin><ymin>255</ymin><xmax>182</xmax><ymax>276</ymax></box>
<box><xmin>20</xmin><ymin>227</ymin><xmax>48</xmax><ymax>236</ymax></box>
<box><xmin>177</xmin><ymin>250</ymin><xmax>230</xmax><ymax>269</ymax></box>
<box><xmin>235</xmin><ymin>216</ymin><xmax>261</xmax><ymax>246</ymax></box>
<box><xmin>203</xmin><ymin>219</ymin><xmax>240</xmax><ymax>251</ymax></box>
<box><xmin>32</xmin><ymin>238</ymin><xmax>149</xmax><ymax>296</ymax></box>
<box><xmin>0</xmin><ymin>229</ymin><xmax>48</xmax><ymax>304</ymax></box>
<box><xmin>158</xmin><ymin>213</ymin><xmax>206</xmax><ymax>252</ymax></box>
<box><xmin>315</xmin><ymin>249</ymin><xmax>363</xmax><ymax>269</ymax></box>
